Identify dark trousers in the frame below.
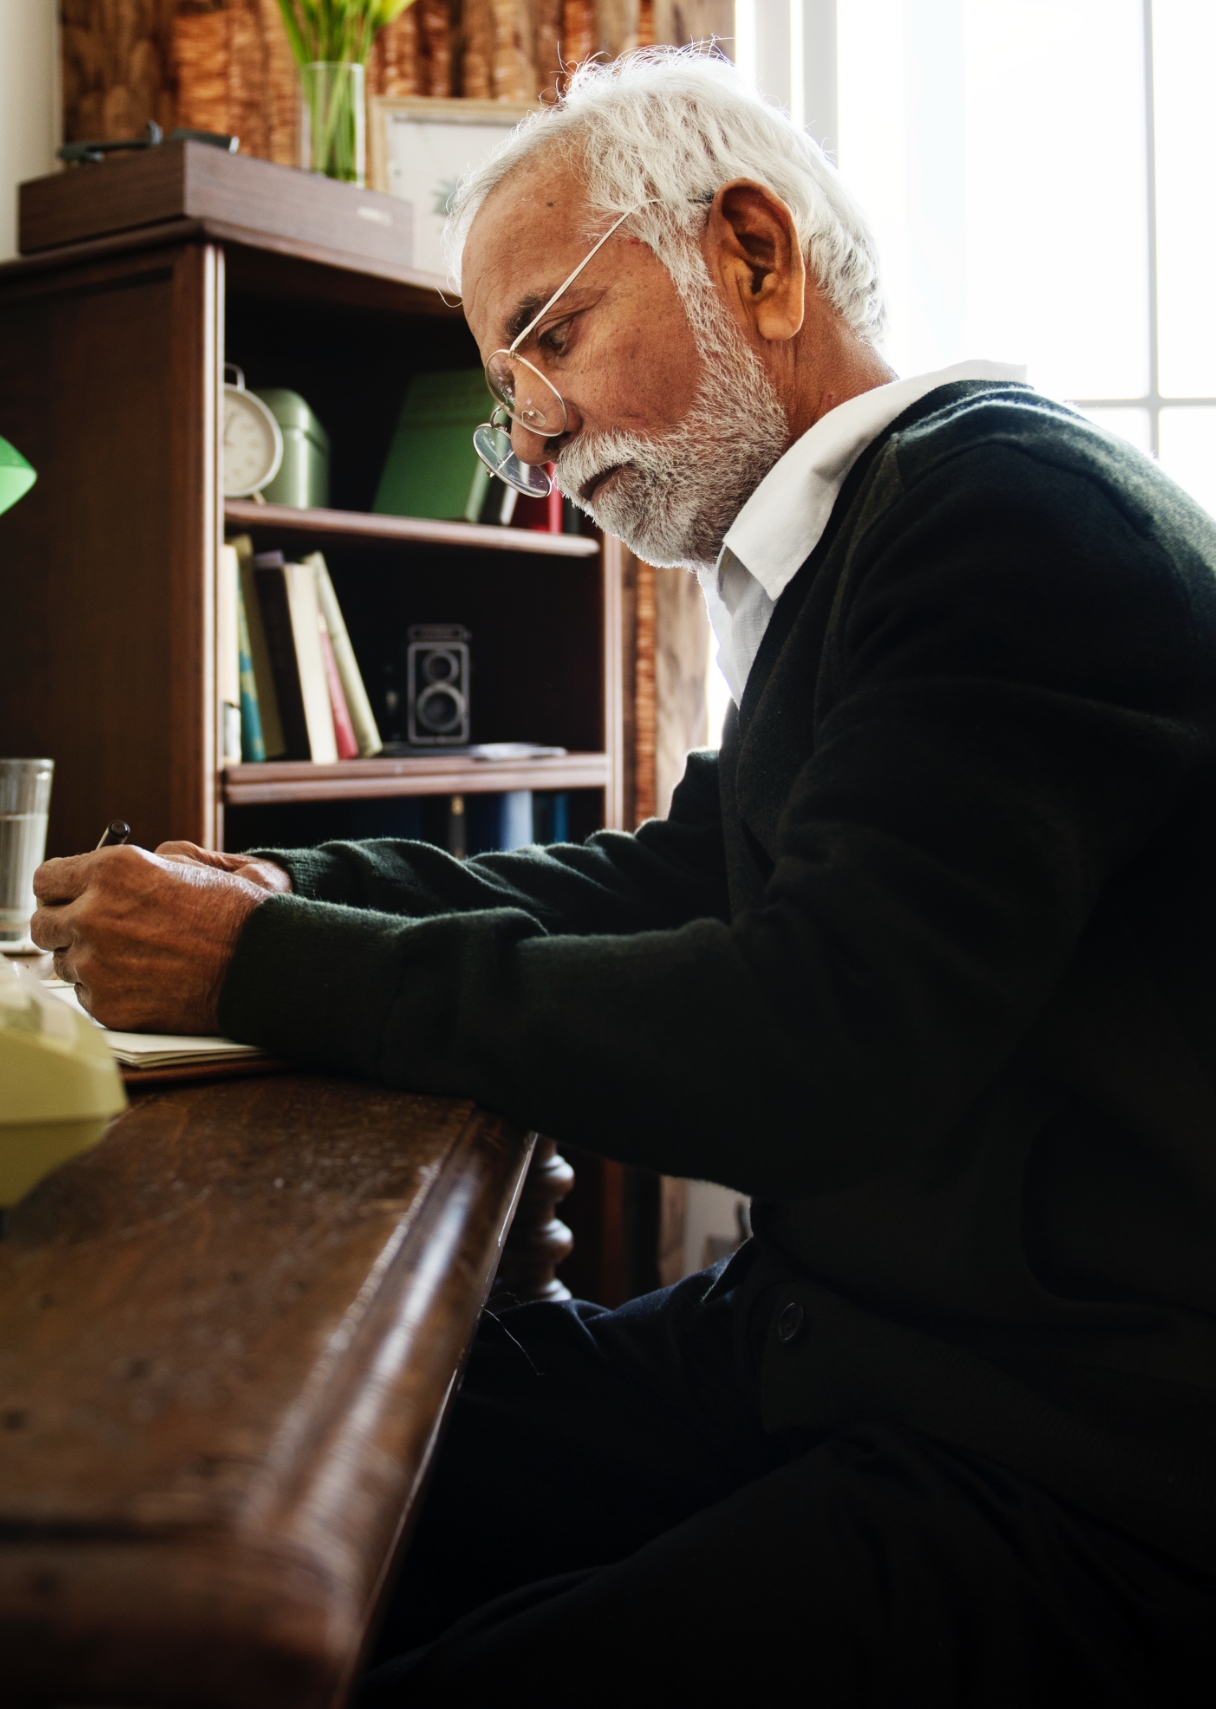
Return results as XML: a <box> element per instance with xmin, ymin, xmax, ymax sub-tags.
<box><xmin>360</xmin><ymin>1255</ymin><xmax>1216</xmax><ymax>1707</ymax></box>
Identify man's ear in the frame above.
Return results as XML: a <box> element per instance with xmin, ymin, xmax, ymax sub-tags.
<box><xmin>703</xmin><ymin>179</ymin><xmax>806</xmax><ymax>345</ymax></box>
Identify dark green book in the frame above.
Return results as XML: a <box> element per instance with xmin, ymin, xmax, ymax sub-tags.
<box><xmin>373</xmin><ymin>370</ymin><xmax>494</xmax><ymax>522</ymax></box>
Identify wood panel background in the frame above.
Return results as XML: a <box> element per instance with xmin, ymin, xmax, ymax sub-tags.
<box><xmin>60</xmin><ymin>0</ymin><xmax>735</xmax><ymax>156</ymax></box>
<box><xmin>0</xmin><ymin>239</ymin><xmax>219</xmax><ymax>857</ymax></box>
<box><xmin>632</xmin><ymin>557</ymin><xmax>709</xmax><ymax>827</ymax></box>
<box><xmin>625</xmin><ymin>553</ymin><xmax>709</xmax><ymax>1287</ymax></box>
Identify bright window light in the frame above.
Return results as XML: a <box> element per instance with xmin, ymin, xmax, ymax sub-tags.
<box><xmin>833</xmin><ymin>0</ymin><xmax>1216</xmax><ymax>514</ymax></box>
<box><xmin>964</xmin><ymin>0</ymin><xmax>1148</xmax><ymax>401</ymax></box>
<box><xmin>706</xmin><ymin>636</ymin><xmax>734</xmax><ymax>743</ymax></box>
<box><xmin>1159</xmin><ymin>409</ymin><xmax>1216</xmax><ymax>516</ymax></box>
<box><xmin>1076</xmin><ymin>408</ymin><xmax>1153</xmax><ymax>457</ymax></box>
<box><xmin>1154</xmin><ymin>1</ymin><xmax>1216</xmax><ymax>397</ymax></box>
<box><xmin>735</xmin><ymin>0</ymin><xmax>759</xmax><ymax>89</ymax></box>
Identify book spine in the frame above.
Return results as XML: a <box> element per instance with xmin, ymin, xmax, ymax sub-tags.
<box><xmin>285</xmin><ymin>561</ymin><xmax>339</xmax><ymax>765</ymax></box>
<box><xmin>510</xmin><ymin>468</ymin><xmax>561</xmax><ymax>532</ymax></box>
<box><xmin>218</xmin><ymin>544</ymin><xmax>242</xmax><ymax>765</ymax></box>
<box><xmin>306</xmin><ymin>551</ymin><xmax>383</xmax><ymax>757</ymax></box>
<box><xmin>233</xmin><ymin>535</ymin><xmax>287</xmax><ymax>758</ymax></box>
<box><xmin>235</xmin><ymin>571</ymin><xmax>266</xmax><ymax>763</ymax></box>
<box><xmin>478</xmin><ymin>471</ymin><xmax>517</xmax><ymax>526</ymax></box>
<box><xmin>466</xmin><ymin>789</ymin><xmax>534</xmax><ymax>854</ymax></box>
<box><xmin>319</xmin><ymin>613</ymin><xmax>359</xmax><ymax>760</ymax></box>
<box><xmin>464</xmin><ymin>457</ymin><xmax>491</xmax><ymax>524</ymax></box>
<box><xmin>253</xmin><ymin>564</ymin><xmax>312</xmax><ymax>760</ymax></box>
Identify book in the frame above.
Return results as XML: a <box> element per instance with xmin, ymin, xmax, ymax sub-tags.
<box><xmin>465</xmin><ymin>455</ymin><xmax>491</xmax><ymax>524</ymax></box>
<box><xmin>532</xmin><ymin>790</ymin><xmax>569</xmax><ymax>844</ymax></box>
<box><xmin>465</xmin><ymin>459</ymin><xmax>518</xmax><ymax>526</ymax></box>
<box><xmin>478</xmin><ymin>468</ymin><xmax>519</xmax><ymax>526</ymax></box>
<box><xmin>252</xmin><ymin>553</ymin><xmax>338</xmax><ymax>764</ymax></box>
<box><xmin>45</xmin><ymin>981</ymin><xmax>269</xmax><ymax>1071</ymax></box>
<box><xmin>510</xmin><ymin>470</ymin><xmax>563</xmax><ymax>533</ymax></box>
<box><xmin>235</xmin><ymin>570</ymin><xmax>266</xmax><ymax>762</ymax></box>
<box><xmin>373</xmin><ymin>369</ymin><xmax>496</xmax><ymax>521</ymax></box>
<box><xmin>319</xmin><ymin>611</ymin><xmax>359</xmax><ymax>759</ymax></box>
<box><xmin>304</xmin><ymin>551</ymin><xmax>383</xmax><ymax>757</ymax></box>
<box><xmin>466</xmin><ymin>790</ymin><xmax>534</xmax><ymax>855</ymax></box>
<box><xmin>217</xmin><ymin>544</ymin><xmax>242</xmax><ymax>765</ymax></box>
<box><xmin>231</xmin><ymin>534</ymin><xmax>287</xmax><ymax>758</ymax></box>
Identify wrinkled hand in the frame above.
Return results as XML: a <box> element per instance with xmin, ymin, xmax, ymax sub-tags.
<box><xmin>31</xmin><ymin>842</ymin><xmax>292</xmax><ymax>1034</ymax></box>
<box><xmin>153</xmin><ymin>841</ymin><xmax>294</xmax><ymax>894</ymax></box>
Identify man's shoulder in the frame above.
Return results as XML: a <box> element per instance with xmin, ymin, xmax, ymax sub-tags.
<box><xmin>886</xmin><ymin>381</ymin><xmax>1215</xmax><ymax>555</ymax></box>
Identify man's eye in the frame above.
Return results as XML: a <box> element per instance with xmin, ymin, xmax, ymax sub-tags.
<box><xmin>539</xmin><ymin>320</ymin><xmax>573</xmax><ymax>356</ymax></box>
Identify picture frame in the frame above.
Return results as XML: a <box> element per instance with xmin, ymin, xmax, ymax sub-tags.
<box><xmin>368</xmin><ymin>97</ymin><xmax>539</xmax><ymax>281</ymax></box>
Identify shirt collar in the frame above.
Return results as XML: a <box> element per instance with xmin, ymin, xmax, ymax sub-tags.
<box><xmin>719</xmin><ymin>360</ymin><xmax>1027</xmax><ymax>603</ymax></box>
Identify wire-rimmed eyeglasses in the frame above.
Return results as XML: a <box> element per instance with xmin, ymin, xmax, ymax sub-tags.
<box><xmin>473</xmin><ymin>201</ymin><xmax>657</xmax><ymax>498</ymax></box>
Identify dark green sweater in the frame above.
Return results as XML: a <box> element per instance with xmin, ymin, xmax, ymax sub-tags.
<box><xmin>221</xmin><ymin>382</ymin><xmax>1216</xmax><ymax>1570</ymax></box>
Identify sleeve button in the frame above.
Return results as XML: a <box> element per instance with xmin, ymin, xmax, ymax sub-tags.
<box><xmin>776</xmin><ymin>1300</ymin><xmax>805</xmax><ymax>1345</ymax></box>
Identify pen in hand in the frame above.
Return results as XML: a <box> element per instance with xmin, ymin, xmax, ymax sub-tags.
<box><xmin>95</xmin><ymin>820</ymin><xmax>130</xmax><ymax>850</ymax></box>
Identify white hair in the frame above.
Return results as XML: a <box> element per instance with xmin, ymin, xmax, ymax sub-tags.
<box><xmin>445</xmin><ymin>46</ymin><xmax>886</xmax><ymax>344</ymax></box>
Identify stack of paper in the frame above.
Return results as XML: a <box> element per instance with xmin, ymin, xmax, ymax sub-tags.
<box><xmin>45</xmin><ymin>981</ymin><xmax>268</xmax><ymax>1072</ymax></box>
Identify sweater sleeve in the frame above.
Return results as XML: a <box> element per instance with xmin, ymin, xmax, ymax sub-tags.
<box><xmin>218</xmin><ymin>437</ymin><xmax>1208</xmax><ymax>1196</ymax></box>
<box><xmin>249</xmin><ymin>746</ymin><xmax>729</xmax><ymax>936</ymax></box>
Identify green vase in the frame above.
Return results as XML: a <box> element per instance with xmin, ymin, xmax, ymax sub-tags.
<box><xmin>300</xmin><ymin>61</ymin><xmax>366</xmax><ymax>186</ymax></box>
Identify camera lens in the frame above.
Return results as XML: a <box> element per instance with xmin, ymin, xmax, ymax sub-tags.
<box><xmin>423</xmin><ymin>649</ymin><xmax>458</xmax><ymax>683</ymax></box>
<box><xmin>416</xmin><ymin>684</ymin><xmax>464</xmax><ymax>733</ymax></box>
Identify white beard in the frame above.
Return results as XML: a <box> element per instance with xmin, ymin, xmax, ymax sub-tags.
<box><xmin>555</xmin><ymin>274</ymin><xmax>790</xmax><ymax>571</ymax></box>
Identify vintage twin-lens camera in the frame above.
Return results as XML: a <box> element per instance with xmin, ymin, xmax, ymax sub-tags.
<box><xmin>406</xmin><ymin>624</ymin><xmax>470</xmax><ymax>745</ymax></box>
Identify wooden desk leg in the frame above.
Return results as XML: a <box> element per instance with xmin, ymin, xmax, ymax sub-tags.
<box><xmin>491</xmin><ymin>1136</ymin><xmax>574</xmax><ymax>1304</ymax></box>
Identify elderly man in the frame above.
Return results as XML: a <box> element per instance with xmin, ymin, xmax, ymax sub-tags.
<box><xmin>33</xmin><ymin>49</ymin><xmax>1216</xmax><ymax>1704</ymax></box>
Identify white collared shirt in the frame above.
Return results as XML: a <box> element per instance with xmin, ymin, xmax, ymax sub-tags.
<box><xmin>697</xmin><ymin>360</ymin><xmax>1027</xmax><ymax>703</ymax></box>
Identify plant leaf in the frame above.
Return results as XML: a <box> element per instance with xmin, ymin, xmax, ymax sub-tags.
<box><xmin>279</xmin><ymin>0</ymin><xmax>419</xmax><ymax>67</ymax></box>
<box><xmin>274</xmin><ymin>0</ymin><xmax>311</xmax><ymax>67</ymax></box>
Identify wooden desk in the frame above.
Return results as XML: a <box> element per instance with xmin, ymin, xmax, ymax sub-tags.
<box><xmin>0</xmin><ymin>1073</ymin><xmax>534</xmax><ymax>1709</ymax></box>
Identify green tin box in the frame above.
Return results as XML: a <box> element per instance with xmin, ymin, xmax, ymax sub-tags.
<box><xmin>254</xmin><ymin>388</ymin><xmax>330</xmax><ymax>509</ymax></box>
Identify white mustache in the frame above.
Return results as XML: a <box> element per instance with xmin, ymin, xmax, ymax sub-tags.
<box><xmin>556</xmin><ymin>428</ymin><xmax>673</xmax><ymax>504</ymax></box>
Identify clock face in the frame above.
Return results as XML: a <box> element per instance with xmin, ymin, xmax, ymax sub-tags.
<box><xmin>223</xmin><ymin>388</ymin><xmax>283</xmax><ymax>497</ymax></box>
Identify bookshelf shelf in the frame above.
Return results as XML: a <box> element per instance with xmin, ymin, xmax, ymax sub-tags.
<box><xmin>224</xmin><ymin>752</ymin><xmax>612</xmax><ymax>806</ymax></box>
<box><xmin>224</xmin><ymin>499</ymin><xmax>600</xmax><ymax>559</ymax></box>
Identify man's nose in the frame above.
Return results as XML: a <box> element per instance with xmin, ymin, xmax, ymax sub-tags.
<box><xmin>510</xmin><ymin>415</ymin><xmax>557</xmax><ymax>467</ymax></box>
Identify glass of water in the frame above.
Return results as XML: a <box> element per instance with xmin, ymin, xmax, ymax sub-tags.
<box><xmin>0</xmin><ymin>758</ymin><xmax>54</xmax><ymax>947</ymax></box>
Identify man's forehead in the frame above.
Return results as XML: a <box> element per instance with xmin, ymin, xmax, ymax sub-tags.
<box><xmin>463</xmin><ymin>159</ymin><xmax>592</xmax><ymax>342</ymax></box>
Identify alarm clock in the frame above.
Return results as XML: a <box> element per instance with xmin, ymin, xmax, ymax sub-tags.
<box><xmin>222</xmin><ymin>364</ymin><xmax>283</xmax><ymax>498</ymax></box>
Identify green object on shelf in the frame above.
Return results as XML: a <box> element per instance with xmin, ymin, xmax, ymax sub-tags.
<box><xmin>254</xmin><ymin>389</ymin><xmax>331</xmax><ymax>509</ymax></box>
<box><xmin>0</xmin><ymin>436</ymin><xmax>36</xmax><ymax>516</ymax></box>
<box><xmin>373</xmin><ymin>370</ymin><xmax>492</xmax><ymax>522</ymax></box>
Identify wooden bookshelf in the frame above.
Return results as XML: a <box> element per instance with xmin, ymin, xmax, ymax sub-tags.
<box><xmin>225</xmin><ymin>752</ymin><xmax>612</xmax><ymax>806</ymax></box>
<box><xmin>0</xmin><ymin>155</ymin><xmax>630</xmax><ymax>857</ymax></box>
<box><xmin>0</xmin><ymin>151</ymin><xmax>644</xmax><ymax>1309</ymax></box>
<box><xmin>224</xmin><ymin>499</ymin><xmax>600</xmax><ymax>559</ymax></box>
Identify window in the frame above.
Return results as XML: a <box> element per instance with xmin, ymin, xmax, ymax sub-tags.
<box><xmin>833</xmin><ymin>0</ymin><xmax>1216</xmax><ymax>515</ymax></box>
<box><xmin>735</xmin><ymin>0</ymin><xmax>1216</xmax><ymax>517</ymax></box>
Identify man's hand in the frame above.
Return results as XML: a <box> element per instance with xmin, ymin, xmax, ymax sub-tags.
<box><xmin>154</xmin><ymin>841</ymin><xmax>294</xmax><ymax>894</ymax></box>
<box><xmin>31</xmin><ymin>843</ymin><xmax>292</xmax><ymax>1034</ymax></box>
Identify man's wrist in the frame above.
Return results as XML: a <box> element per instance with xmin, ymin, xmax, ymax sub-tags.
<box><xmin>245</xmin><ymin>847</ymin><xmax>365</xmax><ymax>908</ymax></box>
